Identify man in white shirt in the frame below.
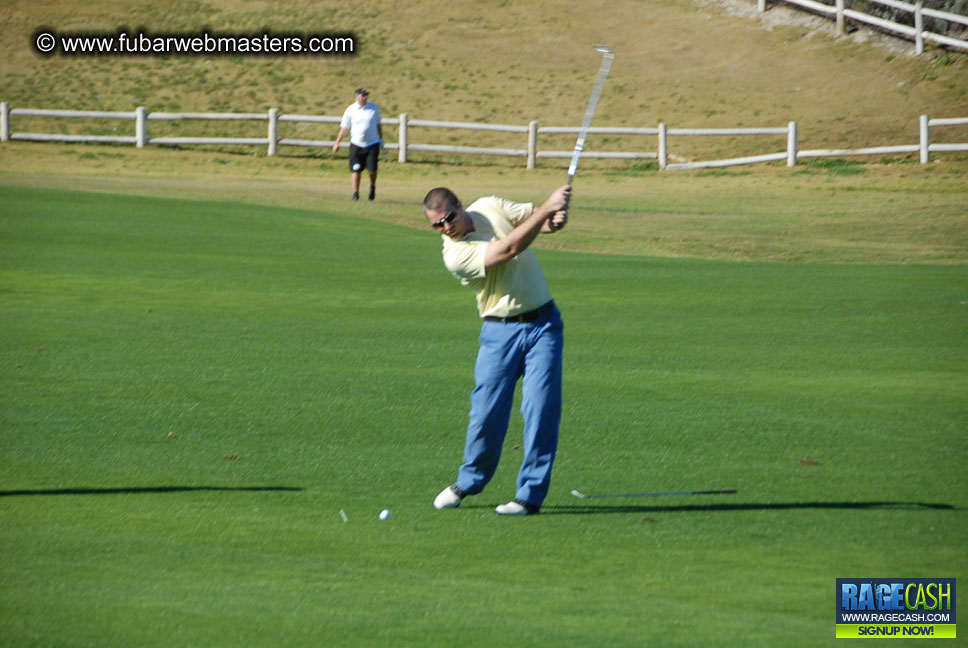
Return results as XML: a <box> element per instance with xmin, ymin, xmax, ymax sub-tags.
<box><xmin>333</xmin><ymin>88</ymin><xmax>383</xmax><ymax>201</ymax></box>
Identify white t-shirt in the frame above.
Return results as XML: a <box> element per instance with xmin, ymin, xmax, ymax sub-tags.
<box><xmin>340</xmin><ymin>101</ymin><xmax>382</xmax><ymax>147</ymax></box>
<box><xmin>441</xmin><ymin>196</ymin><xmax>552</xmax><ymax>319</ymax></box>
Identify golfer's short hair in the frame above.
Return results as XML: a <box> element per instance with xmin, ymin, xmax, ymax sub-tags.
<box><xmin>423</xmin><ymin>187</ymin><xmax>459</xmax><ymax>213</ymax></box>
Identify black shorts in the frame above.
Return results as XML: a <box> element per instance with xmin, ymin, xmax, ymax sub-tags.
<box><xmin>349</xmin><ymin>143</ymin><xmax>380</xmax><ymax>173</ymax></box>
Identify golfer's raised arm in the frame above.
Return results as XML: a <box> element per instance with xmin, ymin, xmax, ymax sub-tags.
<box><xmin>484</xmin><ymin>185</ymin><xmax>571</xmax><ymax>270</ymax></box>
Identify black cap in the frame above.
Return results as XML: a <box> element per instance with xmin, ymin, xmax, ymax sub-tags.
<box><xmin>355</xmin><ymin>88</ymin><xmax>369</xmax><ymax>96</ymax></box>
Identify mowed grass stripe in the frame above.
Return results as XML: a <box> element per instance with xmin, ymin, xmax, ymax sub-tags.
<box><xmin>1</xmin><ymin>185</ymin><xmax>965</xmax><ymax>647</ymax></box>
<box><xmin>1</xmin><ymin>185</ymin><xmax>463</xmax><ymax>486</ymax></box>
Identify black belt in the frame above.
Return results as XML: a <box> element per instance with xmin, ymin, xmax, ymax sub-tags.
<box><xmin>483</xmin><ymin>301</ymin><xmax>554</xmax><ymax>323</ymax></box>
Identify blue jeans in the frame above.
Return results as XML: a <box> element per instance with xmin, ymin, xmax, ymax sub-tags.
<box><xmin>455</xmin><ymin>303</ymin><xmax>563</xmax><ymax>508</ymax></box>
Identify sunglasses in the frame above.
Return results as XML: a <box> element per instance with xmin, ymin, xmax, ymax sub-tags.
<box><xmin>432</xmin><ymin>211</ymin><xmax>457</xmax><ymax>229</ymax></box>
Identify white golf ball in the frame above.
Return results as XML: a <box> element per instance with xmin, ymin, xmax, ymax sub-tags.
<box><xmin>379</xmin><ymin>509</ymin><xmax>391</xmax><ymax>521</ymax></box>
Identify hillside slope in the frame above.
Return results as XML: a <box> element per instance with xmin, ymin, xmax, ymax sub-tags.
<box><xmin>1</xmin><ymin>0</ymin><xmax>965</xmax><ymax>158</ymax></box>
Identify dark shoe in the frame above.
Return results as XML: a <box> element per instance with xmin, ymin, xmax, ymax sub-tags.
<box><xmin>352</xmin><ymin>192</ymin><xmax>359</xmax><ymax>201</ymax></box>
<box><xmin>368</xmin><ymin>186</ymin><xmax>376</xmax><ymax>201</ymax></box>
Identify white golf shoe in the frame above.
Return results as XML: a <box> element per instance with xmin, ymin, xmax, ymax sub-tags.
<box><xmin>433</xmin><ymin>485</ymin><xmax>464</xmax><ymax>510</ymax></box>
<box><xmin>495</xmin><ymin>500</ymin><xmax>539</xmax><ymax>516</ymax></box>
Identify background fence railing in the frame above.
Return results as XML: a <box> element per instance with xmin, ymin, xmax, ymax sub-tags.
<box><xmin>1</xmin><ymin>102</ymin><xmax>966</xmax><ymax>170</ymax></box>
<box><xmin>757</xmin><ymin>0</ymin><xmax>968</xmax><ymax>54</ymax></box>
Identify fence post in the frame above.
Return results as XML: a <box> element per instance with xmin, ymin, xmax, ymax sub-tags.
<box><xmin>757</xmin><ymin>0</ymin><xmax>766</xmax><ymax>12</ymax></box>
<box><xmin>1</xmin><ymin>102</ymin><xmax>9</xmax><ymax>142</ymax></box>
<box><xmin>527</xmin><ymin>120</ymin><xmax>538</xmax><ymax>169</ymax></box>
<box><xmin>919</xmin><ymin>114</ymin><xmax>930</xmax><ymax>163</ymax></box>
<box><xmin>658</xmin><ymin>122</ymin><xmax>668</xmax><ymax>170</ymax></box>
<box><xmin>787</xmin><ymin>121</ymin><xmax>798</xmax><ymax>166</ymax></box>
<box><xmin>836</xmin><ymin>0</ymin><xmax>846</xmax><ymax>35</ymax></box>
<box><xmin>914</xmin><ymin>2</ymin><xmax>924</xmax><ymax>55</ymax></box>
<box><xmin>398</xmin><ymin>113</ymin><xmax>408</xmax><ymax>163</ymax></box>
<box><xmin>136</xmin><ymin>106</ymin><xmax>147</xmax><ymax>148</ymax></box>
<box><xmin>267</xmin><ymin>108</ymin><xmax>279</xmax><ymax>156</ymax></box>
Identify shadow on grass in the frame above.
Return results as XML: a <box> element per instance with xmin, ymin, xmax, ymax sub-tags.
<box><xmin>540</xmin><ymin>501</ymin><xmax>956</xmax><ymax>515</ymax></box>
<box><xmin>0</xmin><ymin>486</ymin><xmax>303</xmax><ymax>497</ymax></box>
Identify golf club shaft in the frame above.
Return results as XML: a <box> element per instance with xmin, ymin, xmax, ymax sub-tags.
<box><xmin>553</xmin><ymin>46</ymin><xmax>613</xmax><ymax>231</ymax></box>
<box><xmin>566</xmin><ymin>46</ymin><xmax>615</xmax><ymax>185</ymax></box>
<box><xmin>571</xmin><ymin>489</ymin><xmax>737</xmax><ymax>499</ymax></box>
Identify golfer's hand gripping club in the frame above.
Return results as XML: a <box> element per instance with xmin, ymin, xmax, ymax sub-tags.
<box><xmin>544</xmin><ymin>185</ymin><xmax>571</xmax><ymax>232</ymax></box>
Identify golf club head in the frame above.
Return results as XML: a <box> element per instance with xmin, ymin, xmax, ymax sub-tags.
<box><xmin>594</xmin><ymin>45</ymin><xmax>614</xmax><ymax>56</ymax></box>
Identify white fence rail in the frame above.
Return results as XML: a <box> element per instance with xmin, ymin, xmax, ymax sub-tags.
<box><xmin>757</xmin><ymin>0</ymin><xmax>968</xmax><ymax>54</ymax></box>
<box><xmin>1</xmin><ymin>102</ymin><xmax>966</xmax><ymax>170</ymax></box>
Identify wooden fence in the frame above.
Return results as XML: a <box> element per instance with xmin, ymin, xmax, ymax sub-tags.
<box><xmin>758</xmin><ymin>0</ymin><xmax>968</xmax><ymax>54</ymax></box>
<box><xmin>1</xmin><ymin>102</ymin><xmax>966</xmax><ymax>170</ymax></box>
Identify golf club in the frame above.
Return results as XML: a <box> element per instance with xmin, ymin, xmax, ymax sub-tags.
<box><xmin>553</xmin><ymin>45</ymin><xmax>614</xmax><ymax>230</ymax></box>
<box><xmin>567</xmin><ymin>45</ymin><xmax>615</xmax><ymax>185</ymax></box>
<box><xmin>570</xmin><ymin>488</ymin><xmax>737</xmax><ymax>499</ymax></box>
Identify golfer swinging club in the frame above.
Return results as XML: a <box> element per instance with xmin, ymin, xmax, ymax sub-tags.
<box><xmin>426</xmin><ymin>184</ymin><xmax>570</xmax><ymax>516</ymax></box>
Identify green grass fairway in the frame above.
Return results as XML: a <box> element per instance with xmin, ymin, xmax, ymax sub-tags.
<box><xmin>1</xmin><ymin>185</ymin><xmax>966</xmax><ymax>647</ymax></box>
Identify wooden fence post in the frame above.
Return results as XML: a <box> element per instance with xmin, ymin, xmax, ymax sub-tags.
<box><xmin>787</xmin><ymin>121</ymin><xmax>798</xmax><ymax>166</ymax></box>
<box><xmin>836</xmin><ymin>0</ymin><xmax>846</xmax><ymax>35</ymax></box>
<box><xmin>267</xmin><ymin>108</ymin><xmax>279</xmax><ymax>156</ymax></box>
<box><xmin>527</xmin><ymin>120</ymin><xmax>538</xmax><ymax>169</ymax></box>
<box><xmin>136</xmin><ymin>106</ymin><xmax>147</xmax><ymax>148</ymax></box>
<box><xmin>1</xmin><ymin>102</ymin><xmax>9</xmax><ymax>142</ymax></box>
<box><xmin>757</xmin><ymin>0</ymin><xmax>766</xmax><ymax>12</ymax></box>
<box><xmin>658</xmin><ymin>122</ymin><xmax>668</xmax><ymax>170</ymax></box>
<box><xmin>919</xmin><ymin>114</ymin><xmax>930</xmax><ymax>163</ymax></box>
<box><xmin>915</xmin><ymin>2</ymin><xmax>925</xmax><ymax>55</ymax></box>
<box><xmin>398</xmin><ymin>113</ymin><xmax>408</xmax><ymax>163</ymax></box>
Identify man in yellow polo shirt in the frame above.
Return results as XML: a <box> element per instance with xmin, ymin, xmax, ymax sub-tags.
<box><xmin>425</xmin><ymin>184</ymin><xmax>570</xmax><ymax>516</ymax></box>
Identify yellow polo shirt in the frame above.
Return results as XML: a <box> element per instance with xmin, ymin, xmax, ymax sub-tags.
<box><xmin>441</xmin><ymin>196</ymin><xmax>552</xmax><ymax>319</ymax></box>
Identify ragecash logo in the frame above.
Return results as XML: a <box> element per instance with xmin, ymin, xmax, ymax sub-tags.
<box><xmin>836</xmin><ymin>578</ymin><xmax>956</xmax><ymax>639</ymax></box>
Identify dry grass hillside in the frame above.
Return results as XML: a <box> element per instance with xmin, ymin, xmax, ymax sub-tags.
<box><xmin>1</xmin><ymin>0</ymin><xmax>966</xmax><ymax>161</ymax></box>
